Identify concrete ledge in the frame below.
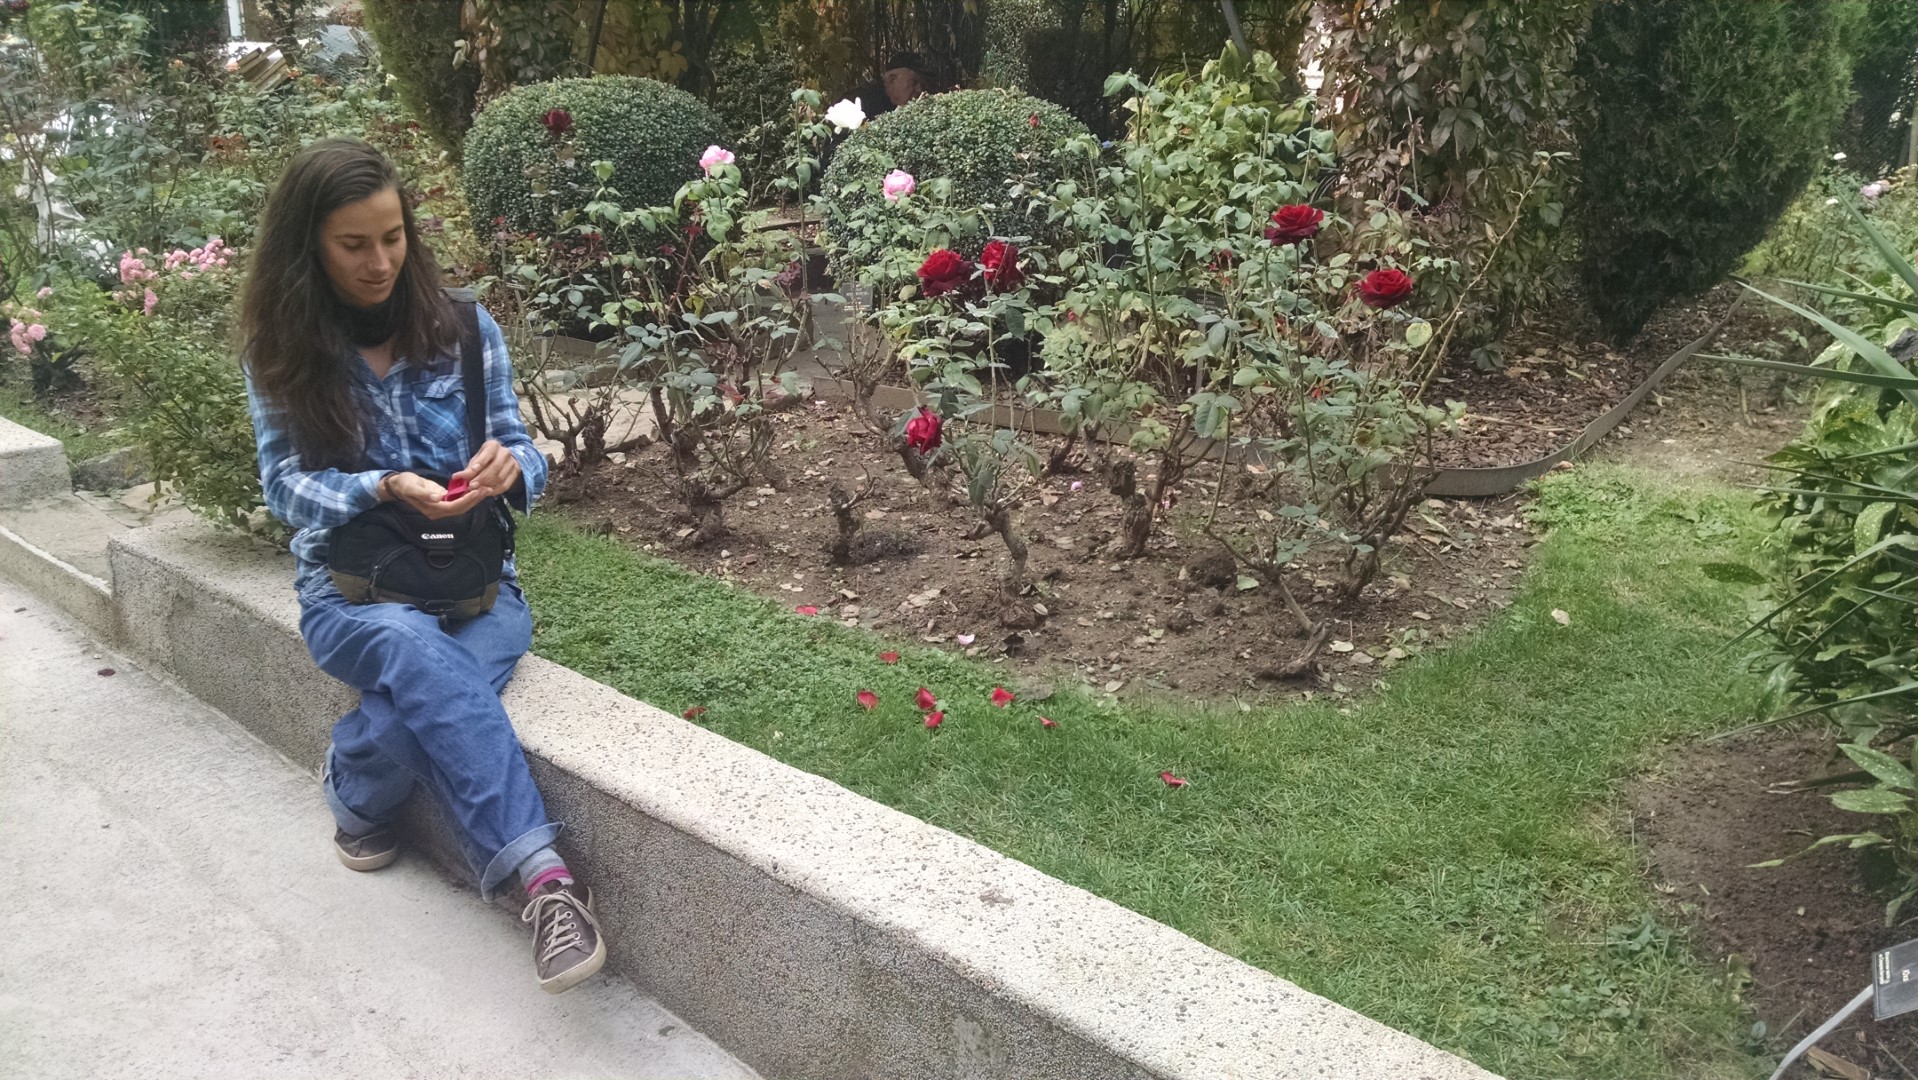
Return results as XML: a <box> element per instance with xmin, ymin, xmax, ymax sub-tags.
<box><xmin>0</xmin><ymin>522</ymin><xmax>114</xmax><ymax>640</ymax></box>
<box><xmin>105</xmin><ymin>520</ymin><xmax>1496</xmax><ymax>1080</ymax></box>
<box><xmin>0</xmin><ymin>416</ymin><xmax>72</xmax><ymax>509</ymax></box>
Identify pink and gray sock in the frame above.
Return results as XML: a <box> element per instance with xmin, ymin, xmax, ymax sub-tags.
<box><xmin>515</xmin><ymin>846</ymin><xmax>573</xmax><ymax>895</ymax></box>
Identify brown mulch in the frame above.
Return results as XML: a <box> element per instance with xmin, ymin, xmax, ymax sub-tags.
<box><xmin>1633</xmin><ymin>733</ymin><xmax>1918</xmax><ymax>1080</ymax></box>
<box><xmin>548</xmin><ymin>407</ymin><xmax>1533</xmax><ymax>702</ymax></box>
<box><xmin>1430</xmin><ymin>282</ymin><xmax>1807</xmax><ymax>468</ymax></box>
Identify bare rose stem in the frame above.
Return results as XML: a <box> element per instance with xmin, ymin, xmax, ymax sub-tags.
<box><xmin>1411</xmin><ymin>164</ymin><xmax>1551</xmax><ymax>401</ymax></box>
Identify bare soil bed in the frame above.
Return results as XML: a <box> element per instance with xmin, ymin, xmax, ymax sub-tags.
<box><xmin>1432</xmin><ymin>281</ymin><xmax>1807</xmax><ymax>468</ymax></box>
<box><xmin>1633</xmin><ymin>733</ymin><xmax>1917</xmax><ymax>1080</ymax></box>
<box><xmin>547</xmin><ymin>411</ymin><xmax>1534</xmax><ymax>702</ymax></box>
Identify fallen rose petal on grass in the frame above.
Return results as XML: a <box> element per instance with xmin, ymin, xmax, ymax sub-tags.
<box><xmin>923</xmin><ymin>711</ymin><xmax>944</xmax><ymax>730</ymax></box>
<box><xmin>795</xmin><ymin>605</ymin><xmax>819</xmax><ymax>615</ymax></box>
<box><xmin>1160</xmin><ymin>771</ymin><xmax>1188</xmax><ymax>788</ymax></box>
<box><xmin>990</xmin><ymin>687</ymin><xmax>1015</xmax><ymax>707</ymax></box>
<box><xmin>915</xmin><ymin>687</ymin><xmax>937</xmax><ymax>711</ymax></box>
<box><xmin>1040</xmin><ymin>717</ymin><xmax>1057</xmax><ymax>729</ymax></box>
<box><xmin>879</xmin><ymin>650</ymin><xmax>901</xmax><ymax>664</ymax></box>
<box><xmin>856</xmin><ymin>689</ymin><xmax>879</xmax><ymax>711</ymax></box>
<box><xmin>681</xmin><ymin>706</ymin><xmax>707</xmax><ymax>719</ymax></box>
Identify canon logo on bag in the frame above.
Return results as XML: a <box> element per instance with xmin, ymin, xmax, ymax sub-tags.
<box><xmin>420</xmin><ymin>532</ymin><xmax>455</xmax><ymax>541</ymax></box>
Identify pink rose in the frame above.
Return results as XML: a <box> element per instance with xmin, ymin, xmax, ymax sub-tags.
<box><xmin>699</xmin><ymin>145</ymin><xmax>734</xmax><ymax>173</ymax></box>
<box><xmin>882</xmin><ymin>169</ymin><xmax>915</xmax><ymax>202</ymax></box>
<box><xmin>36</xmin><ymin>286</ymin><xmax>51</xmax><ymax>299</ymax></box>
<box><xmin>143</xmin><ymin>289</ymin><xmax>157</xmax><ymax>316</ymax></box>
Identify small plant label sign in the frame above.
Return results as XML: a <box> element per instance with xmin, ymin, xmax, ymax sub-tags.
<box><xmin>1875</xmin><ymin>938</ymin><xmax>1918</xmax><ymax>1020</ymax></box>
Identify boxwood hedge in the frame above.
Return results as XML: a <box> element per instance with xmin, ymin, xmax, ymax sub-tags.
<box><xmin>462</xmin><ymin>76</ymin><xmax>726</xmax><ymax>235</ymax></box>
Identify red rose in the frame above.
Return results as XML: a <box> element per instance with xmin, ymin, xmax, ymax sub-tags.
<box><xmin>905</xmin><ymin>407</ymin><xmax>943</xmax><ymax>452</ymax></box>
<box><xmin>1028</xmin><ymin>112</ymin><xmax>1040</xmax><ymax>129</ymax></box>
<box><xmin>916</xmin><ymin>248</ymin><xmax>973</xmax><ymax>298</ymax></box>
<box><xmin>1357</xmin><ymin>267</ymin><xmax>1414</xmax><ymax>309</ymax></box>
<box><xmin>980</xmin><ymin>239</ymin><xmax>1024</xmax><ymax>293</ymax></box>
<box><xmin>1264</xmin><ymin>204</ymin><xmax>1324</xmax><ymax>245</ymax></box>
<box><xmin>541</xmin><ymin>108</ymin><xmax>573</xmax><ymax>136</ymax></box>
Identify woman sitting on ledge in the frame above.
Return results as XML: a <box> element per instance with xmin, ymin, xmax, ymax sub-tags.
<box><xmin>239</xmin><ymin>137</ymin><xmax>602</xmax><ymax>994</ymax></box>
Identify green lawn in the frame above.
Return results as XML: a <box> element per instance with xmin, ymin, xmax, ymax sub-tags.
<box><xmin>0</xmin><ymin>380</ymin><xmax>126</xmax><ymax>466</ymax></box>
<box><xmin>517</xmin><ymin>463</ymin><xmax>1771</xmax><ymax>1080</ymax></box>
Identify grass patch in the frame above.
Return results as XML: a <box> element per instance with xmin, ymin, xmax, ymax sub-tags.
<box><xmin>518</xmin><ymin>463</ymin><xmax>1771</xmax><ymax>1080</ymax></box>
<box><xmin>0</xmin><ymin>379</ymin><xmax>125</xmax><ymax>465</ymax></box>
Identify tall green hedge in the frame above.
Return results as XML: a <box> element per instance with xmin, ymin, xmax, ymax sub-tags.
<box><xmin>360</xmin><ymin>0</ymin><xmax>479</xmax><ymax>152</ymax></box>
<box><xmin>462</xmin><ymin>76</ymin><xmax>726</xmax><ymax>235</ymax></box>
<box><xmin>1574</xmin><ymin>0</ymin><xmax>1864</xmax><ymax>341</ymax></box>
<box><xmin>1835</xmin><ymin>0</ymin><xmax>1918</xmax><ymax>173</ymax></box>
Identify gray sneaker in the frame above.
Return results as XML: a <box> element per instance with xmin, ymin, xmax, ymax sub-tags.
<box><xmin>520</xmin><ymin>881</ymin><xmax>607</xmax><ymax>994</ymax></box>
<box><xmin>334</xmin><ymin>826</ymin><xmax>400</xmax><ymax>871</ymax></box>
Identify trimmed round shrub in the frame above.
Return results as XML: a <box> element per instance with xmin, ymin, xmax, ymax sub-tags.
<box><xmin>462</xmin><ymin>76</ymin><xmax>727</xmax><ymax>235</ymax></box>
<box><xmin>822</xmin><ymin>88</ymin><xmax>1090</xmax><ymax>265</ymax></box>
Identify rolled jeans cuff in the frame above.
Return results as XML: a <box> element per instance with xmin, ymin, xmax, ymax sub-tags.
<box><xmin>322</xmin><ymin>760</ymin><xmax>386</xmax><ymax>837</ymax></box>
<box><xmin>481</xmin><ymin>822</ymin><xmax>564</xmax><ymax>900</ymax></box>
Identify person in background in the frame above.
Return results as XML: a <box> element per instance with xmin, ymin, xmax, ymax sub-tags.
<box><xmin>847</xmin><ymin>50</ymin><xmax>937</xmax><ymax>119</ymax></box>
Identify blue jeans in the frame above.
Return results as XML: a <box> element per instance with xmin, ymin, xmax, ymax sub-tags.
<box><xmin>297</xmin><ymin>573</ymin><xmax>559</xmax><ymax>899</ymax></box>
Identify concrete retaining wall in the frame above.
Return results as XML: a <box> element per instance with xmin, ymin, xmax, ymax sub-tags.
<box><xmin>0</xmin><ymin>418</ymin><xmax>71</xmax><ymax>509</ymax></box>
<box><xmin>90</xmin><ymin>519</ymin><xmax>1495</xmax><ymax>1080</ymax></box>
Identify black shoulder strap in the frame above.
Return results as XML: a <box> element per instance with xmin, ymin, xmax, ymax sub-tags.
<box><xmin>444</xmin><ymin>287</ymin><xmax>485</xmax><ymax>458</ymax></box>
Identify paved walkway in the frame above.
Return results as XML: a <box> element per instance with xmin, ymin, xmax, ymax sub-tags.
<box><xmin>0</xmin><ymin>581</ymin><xmax>755</xmax><ymax>1080</ymax></box>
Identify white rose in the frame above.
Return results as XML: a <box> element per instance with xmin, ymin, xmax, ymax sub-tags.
<box><xmin>825</xmin><ymin>98</ymin><xmax>867</xmax><ymax>132</ymax></box>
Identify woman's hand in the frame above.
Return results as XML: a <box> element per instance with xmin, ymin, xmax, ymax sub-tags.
<box><xmin>380</xmin><ymin>471</ymin><xmax>490</xmax><ymax>519</ymax></box>
<box><xmin>452</xmin><ymin>440</ymin><xmax>521</xmax><ymax>503</ymax></box>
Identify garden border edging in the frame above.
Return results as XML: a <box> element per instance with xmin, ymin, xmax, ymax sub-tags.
<box><xmin>81</xmin><ymin>519</ymin><xmax>1499</xmax><ymax>1080</ymax></box>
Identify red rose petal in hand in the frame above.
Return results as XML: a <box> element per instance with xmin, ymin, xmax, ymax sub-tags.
<box><xmin>682</xmin><ymin>706</ymin><xmax>707</xmax><ymax>719</ymax></box>
<box><xmin>879</xmin><ymin>650</ymin><xmax>901</xmax><ymax>664</ymax></box>
<box><xmin>923</xmin><ymin>711</ymin><xmax>944</xmax><ymax>730</ymax></box>
<box><xmin>443</xmin><ymin>475</ymin><xmax>470</xmax><ymax>502</ymax></box>
<box><xmin>1039</xmin><ymin>716</ymin><xmax>1057</xmax><ymax>729</ymax></box>
<box><xmin>915</xmin><ymin>687</ymin><xmax>937</xmax><ymax>711</ymax></box>
<box><xmin>795</xmin><ymin>605</ymin><xmax>819</xmax><ymax>615</ymax></box>
<box><xmin>856</xmin><ymin>689</ymin><xmax>879</xmax><ymax>711</ymax></box>
<box><xmin>990</xmin><ymin>686</ymin><xmax>1014</xmax><ymax>707</ymax></box>
<box><xmin>1159</xmin><ymin>771</ymin><xmax>1188</xmax><ymax>788</ymax></box>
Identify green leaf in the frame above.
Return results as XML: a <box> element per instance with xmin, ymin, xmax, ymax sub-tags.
<box><xmin>1844</xmin><ymin>200</ymin><xmax>1918</xmax><ymax>299</ymax></box>
<box><xmin>1697</xmin><ymin>353</ymin><xmax>1918</xmax><ymax>394</ymax></box>
<box><xmin>1829</xmin><ymin>788</ymin><xmax>1911</xmax><ymax>816</ymax></box>
<box><xmin>1730</xmin><ymin>283</ymin><xmax>1918</xmax><ymax>410</ymax></box>
<box><xmin>1701</xmin><ymin>562</ymin><xmax>1767</xmax><ymax>585</ymax></box>
<box><xmin>1235</xmin><ymin>574</ymin><xmax>1260</xmax><ymax>592</ymax></box>
<box><xmin>1854</xmin><ymin>502</ymin><xmax>1897</xmax><ymax>554</ymax></box>
<box><xmin>1839</xmin><ymin>743</ymin><xmax>1916</xmax><ymax>792</ymax></box>
<box><xmin>1777</xmin><ymin>279</ymin><xmax>1918</xmax><ymax>316</ymax></box>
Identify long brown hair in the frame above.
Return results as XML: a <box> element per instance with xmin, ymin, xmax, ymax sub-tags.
<box><xmin>240</xmin><ymin>137</ymin><xmax>457</xmax><ymax>469</ymax></box>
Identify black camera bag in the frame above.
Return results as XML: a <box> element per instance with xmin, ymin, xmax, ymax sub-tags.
<box><xmin>325</xmin><ymin>290</ymin><xmax>515</xmax><ymax>621</ymax></box>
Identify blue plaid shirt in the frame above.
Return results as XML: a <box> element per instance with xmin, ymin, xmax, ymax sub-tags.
<box><xmin>245</xmin><ymin>304</ymin><xmax>549</xmax><ymax>591</ymax></box>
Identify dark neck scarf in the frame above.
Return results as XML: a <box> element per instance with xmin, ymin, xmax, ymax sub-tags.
<box><xmin>337</xmin><ymin>290</ymin><xmax>403</xmax><ymax>347</ymax></box>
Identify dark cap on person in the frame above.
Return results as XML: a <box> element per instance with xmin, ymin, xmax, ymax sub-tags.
<box><xmin>884</xmin><ymin>51</ymin><xmax>930</xmax><ymax>75</ymax></box>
